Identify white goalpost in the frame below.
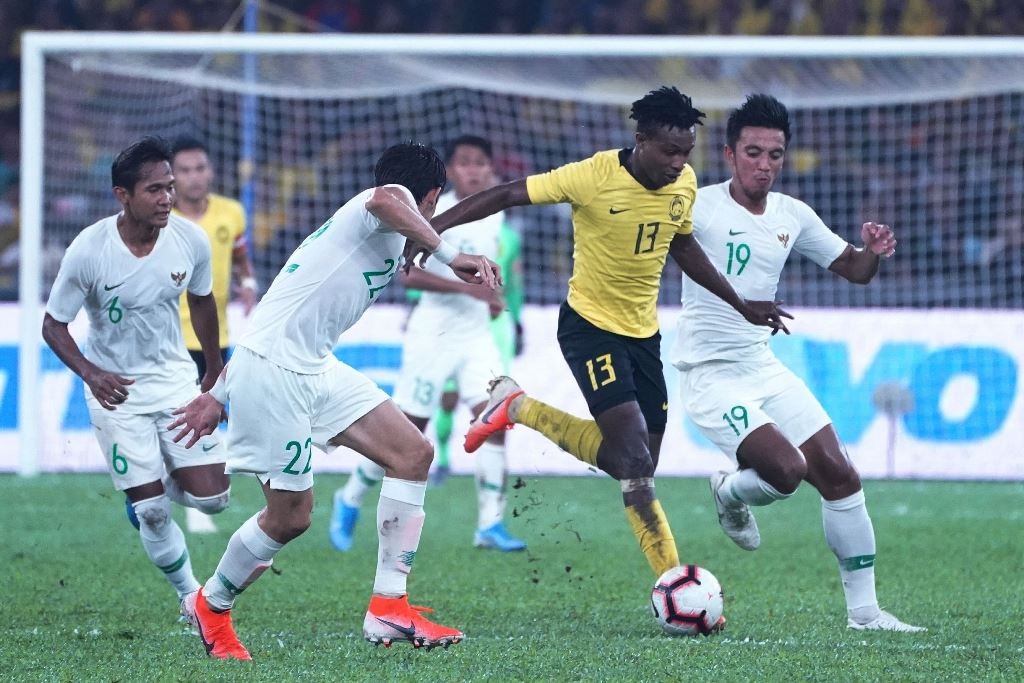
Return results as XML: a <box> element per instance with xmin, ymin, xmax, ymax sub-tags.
<box><xmin>18</xmin><ymin>32</ymin><xmax>1024</xmax><ymax>479</ymax></box>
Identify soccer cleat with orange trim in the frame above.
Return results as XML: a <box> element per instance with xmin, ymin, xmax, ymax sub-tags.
<box><xmin>363</xmin><ymin>594</ymin><xmax>464</xmax><ymax>649</ymax></box>
<box><xmin>181</xmin><ymin>590</ymin><xmax>252</xmax><ymax>661</ymax></box>
<box><xmin>464</xmin><ymin>376</ymin><xmax>524</xmax><ymax>453</ymax></box>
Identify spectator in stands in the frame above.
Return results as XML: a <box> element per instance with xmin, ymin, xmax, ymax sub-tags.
<box><xmin>305</xmin><ymin>0</ymin><xmax>363</xmax><ymax>32</ymax></box>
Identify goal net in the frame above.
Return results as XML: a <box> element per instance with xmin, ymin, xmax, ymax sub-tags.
<box><xmin>17</xmin><ymin>33</ymin><xmax>1024</xmax><ymax>479</ymax></box>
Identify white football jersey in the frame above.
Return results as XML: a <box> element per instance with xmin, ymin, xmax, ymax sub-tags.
<box><xmin>239</xmin><ymin>185</ymin><xmax>411</xmax><ymax>374</ymax></box>
<box><xmin>45</xmin><ymin>213</ymin><xmax>213</xmax><ymax>413</ymax></box>
<box><xmin>672</xmin><ymin>181</ymin><xmax>848</xmax><ymax>365</ymax></box>
<box><xmin>406</xmin><ymin>190</ymin><xmax>503</xmax><ymax>337</ymax></box>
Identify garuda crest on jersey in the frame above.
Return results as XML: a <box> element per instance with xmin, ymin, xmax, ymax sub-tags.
<box><xmin>171</xmin><ymin>271</ymin><xmax>187</xmax><ymax>286</ymax></box>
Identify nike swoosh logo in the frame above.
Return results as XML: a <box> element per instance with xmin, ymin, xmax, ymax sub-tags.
<box><xmin>376</xmin><ymin>617</ymin><xmax>416</xmax><ymax>637</ymax></box>
<box><xmin>478</xmin><ymin>400</ymin><xmax>505</xmax><ymax>426</ymax></box>
<box><xmin>609</xmin><ymin>207</ymin><xmax>630</xmax><ymax>214</ymax></box>
<box><xmin>104</xmin><ymin>282</ymin><xmax>126</xmax><ymax>291</ymax></box>
<box><xmin>202</xmin><ymin>443</ymin><xmax>218</xmax><ymax>452</ymax></box>
<box><xmin>857</xmin><ymin>558</ymin><xmax>874</xmax><ymax>567</ymax></box>
<box><xmin>728</xmin><ymin>230</ymin><xmax>745</xmax><ymax>236</ymax></box>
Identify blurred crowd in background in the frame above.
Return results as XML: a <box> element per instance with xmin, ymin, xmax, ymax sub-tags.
<box><xmin>0</xmin><ymin>0</ymin><xmax>1021</xmax><ymax>303</ymax></box>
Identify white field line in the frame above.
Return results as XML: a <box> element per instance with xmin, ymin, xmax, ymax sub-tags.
<box><xmin>22</xmin><ymin>627</ymin><xmax>1024</xmax><ymax>655</ymax></box>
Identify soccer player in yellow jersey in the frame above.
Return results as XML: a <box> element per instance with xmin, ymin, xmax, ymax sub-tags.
<box><xmin>414</xmin><ymin>86</ymin><xmax>789</xmax><ymax>588</ymax></box>
<box><xmin>172</xmin><ymin>137</ymin><xmax>258</xmax><ymax>376</ymax></box>
<box><xmin>171</xmin><ymin>137</ymin><xmax>258</xmax><ymax>533</ymax></box>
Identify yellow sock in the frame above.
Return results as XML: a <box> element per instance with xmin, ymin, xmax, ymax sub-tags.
<box><xmin>517</xmin><ymin>397</ymin><xmax>603</xmax><ymax>466</ymax></box>
<box><xmin>624</xmin><ymin>499</ymin><xmax>680</xmax><ymax>577</ymax></box>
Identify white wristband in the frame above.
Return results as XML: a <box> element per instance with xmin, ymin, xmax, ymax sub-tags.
<box><xmin>432</xmin><ymin>240</ymin><xmax>459</xmax><ymax>266</ymax></box>
<box><xmin>240</xmin><ymin>276</ymin><xmax>258</xmax><ymax>290</ymax></box>
<box><xmin>208</xmin><ymin>372</ymin><xmax>228</xmax><ymax>404</ymax></box>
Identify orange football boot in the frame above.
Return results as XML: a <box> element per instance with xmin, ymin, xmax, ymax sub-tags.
<box><xmin>464</xmin><ymin>376</ymin><xmax>524</xmax><ymax>453</ymax></box>
<box><xmin>182</xmin><ymin>590</ymin><xmax>252</xmax><ymax>661</ymax></box>
<box><xmin>363</xmin><ymin>594</ymin><xmax>464</xmax><ymax>649</ymax></box>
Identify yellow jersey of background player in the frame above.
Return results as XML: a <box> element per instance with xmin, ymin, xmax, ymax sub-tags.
<box><xmin>171</xmin><ymin>136</ymin><xmax>258</xmax><ymax>379</ymax></box>
<box><xmin>174</xmin><ymin>193</ymin><xmax>244</xmax><ymax>347</ymax></box>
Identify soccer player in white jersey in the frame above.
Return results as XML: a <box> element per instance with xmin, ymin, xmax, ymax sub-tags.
<box><xmin>332</xmin><ymin>135</ymin><xmax>527</xmax><ymax>553</ymax></box>
<box><xmin>42</xmin><ymin>136</ymin><xmax>231</xmax><ymax>611</ymax></box>
<box><xmin>168</xmin><ymin>143</ymin><xmax>501</xmax><ymax>659</ymax></box>
<box><xmin>671</xmin><ymin>94</ymin><xmax>924</xmax><ymax>633</ymax></box>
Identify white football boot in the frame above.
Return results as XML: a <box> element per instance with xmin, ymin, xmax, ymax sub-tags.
<box><xmin>709</xmin><ymin>471</ymin><xmax>761</xmax><ymax>551</ymax></box>
<box><xmin>848</xmin><ymin>609</ymin><xmax>927</xmax><ymax>633</ymax></box>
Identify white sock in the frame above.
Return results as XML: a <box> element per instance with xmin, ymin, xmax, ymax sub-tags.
<box><xmin>341</xmin><ymin>457</ymin><xmax>385</xmax><ymax>507</ymax></box>
<box><xmin>372</xmin><ymin>477</ymin><xmax>426</xmax><ymax>597</ymax></box>
<box><xmin>160</xmin><ymin>473</ymin><xmax>188</xmax><ymax>506</ymax></box>
<box><xmin>475</xmin><ymin>442</ymin><xmax>506</xmax><ymax>530</ymax></box>
<box><xmin>718</xmin><ymin>468</ymin><xmax>790</xmax><ymax>507</ymax></box>
<box><xmin>822</xmin><ymin>490</ymin><xmax>879</xmax><ymax>616</ymax></box>
<box><xmin>183</xmin><ymin>489</ymin><xmax>230</xmax><ymax>515</ymax></box>
<box><xmin>133</xmin><ymin>495</ymin><xmax>200</xmax><ymax>599</ymax></box>
<box><xmin>203</xmin><ymin>512</ymin><xmax>284</xmax><ymax>611</ymax></box>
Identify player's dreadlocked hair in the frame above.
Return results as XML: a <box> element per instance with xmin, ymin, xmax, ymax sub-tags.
<box><xmin>630</xmin><ymin>86</ymin><xmax>706</xmax><ymax>137</ymax></box>
<box><xmin>726</xmin><ymin>94</ymin><xmax>792</xmax><ymax>149</ymax></box>
<box><xmin>111</xmin><ymin>136</ymin><xmax>172</xmax><ymax>190</ymax></box>
<box><xmin>374</xmin><ymin>142</ymin><xmax>447</xmax><ymax>202</ymax></box>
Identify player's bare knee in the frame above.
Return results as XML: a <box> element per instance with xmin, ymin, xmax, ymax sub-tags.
<box><xmin>268</xmin><ymin>509</ymin><xmax>311</xmax><ymax>542</ymax></box>
<box><xmin>815</xmin><ymin>465</ymin><xmax>862</xmax><ymax>500</ymax></box>
<box><xmin>395</xmin><ymin>435</ymin><xmax>433</xmax><ymax>479</ymax></box>
<box><xmin>287</xmin><ymin>510</ymin><xmax>313</xmax><ymax>539</ymax></box>
<box><xmin>772</xmin><ymin>458</ymin><xmax>807</xmax><ymax>495</ymax></box>
<box><xmin>617</xmin><ymin>449</ymin><xmax>656</xmax><ymax>481</ymax></box>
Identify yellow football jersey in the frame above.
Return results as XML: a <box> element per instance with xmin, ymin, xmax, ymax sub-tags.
<box><xmin>526</xmin><ymin>149</ymin><xmax>696</xmax><ymax>338</ymax></box>
<box><xmin>174</xmin><ymin>193</ymin><xmax>246</xmax><ymax>349</ymax></box>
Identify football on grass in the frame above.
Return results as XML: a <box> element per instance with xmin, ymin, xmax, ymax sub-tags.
<box><xmin>651</xmin><ymin>564</ymin><xmax>724</xmax><ymax>636</ymax></box>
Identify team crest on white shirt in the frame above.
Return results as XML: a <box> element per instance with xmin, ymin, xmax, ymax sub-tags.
<box><xmin>171</xmin><ymin>271</ymin><xmax>187</xmax><ymax>286</ymax></box>
<box><xmin>777</xmin><ymin>233</ymin><xmax>791</xmax><ymax>248</ymax></box>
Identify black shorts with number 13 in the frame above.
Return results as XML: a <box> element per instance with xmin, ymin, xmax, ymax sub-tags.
<box><xmin>556</xmin><ymin>301</ymin><xmax>668</xmax><ymax>434</ymax></box>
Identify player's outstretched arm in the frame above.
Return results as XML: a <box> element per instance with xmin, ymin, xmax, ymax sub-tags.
<box><xmin>366</xmin><ymin>187</ymin><xmax>502</xmax><ymax>289</ymax></box>
<box><xmin>669</xmin><ymin>233</ymin><xmax>793</xmax><ymax>334</ymax></box>
<box><xmin>828</xmin><ymin>222</ymin><xmax>896</xmax><ymax>284</ymax></box>
<box><xmin>187</xmin><ymin>291</ymin><xmax>224</xmax><ymax>392</ymax></box>
<box><xmin>401</xmin><ymin>268</ymin><xmax>505</xmax><ymax>315</ymax></box>
<box><xmin>42</xmin><ymin>313</ymin><xmax>135</xmax><ymax>410</ymax></box>
<box><xmin>366</xmin><ymin>186</ymin><xmax>451</xmax><ymax>252</ymax></box>
<box><xmin>432</xmin><ymin>179</ymin><xmax>532</xmax><ymax>234</ymax></box>
<box><xmin>403</xmin><ymin>180</ymin><xmax>532</xmax><ymax>272</ymax></box>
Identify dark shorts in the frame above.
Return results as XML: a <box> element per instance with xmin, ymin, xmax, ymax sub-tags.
<box><xmin>556</xmin><ymin>302</ymin><xmax>668</xmax><ymax>434</ymax></box>
<box><xmin>188</xmin><ymin>347</ymin><xmax>231</xmax><ymax>383</ymax></box>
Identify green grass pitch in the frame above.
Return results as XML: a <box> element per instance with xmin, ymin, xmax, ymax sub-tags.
<box><xmin>4</xmin><ymin>473</ymin><xmax>1022</xmax><ymax>681</ymax></box>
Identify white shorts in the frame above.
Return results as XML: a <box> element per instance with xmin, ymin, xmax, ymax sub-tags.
<box><xmin>89</xmin><ymin>401</ymin><xmax>225</xmax><ymax>492</ymax></box>
<box><xmin>225</xmin><ymin>347</ymin><xmax>389</xmax><ymax>492</ymax></box>
<box><xmin>392</xmin><ymin>331</ymin><xmax>504</xmax><ymax>419</ymax></box>
<box><xmin>678</xmin><ymin>355</ymin><xmax>831</xmax><ymax>461</ymax></box>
